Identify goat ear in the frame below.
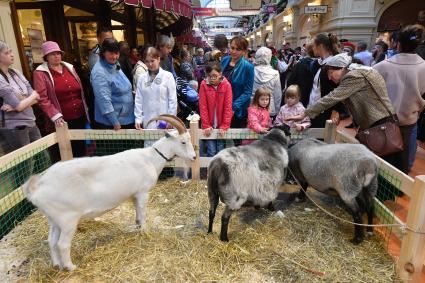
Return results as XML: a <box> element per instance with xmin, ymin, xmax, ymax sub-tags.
<box><xmin>165</xmin><ymin>130</ymin><xmax>179</xmax><ymax>138</ymax></box>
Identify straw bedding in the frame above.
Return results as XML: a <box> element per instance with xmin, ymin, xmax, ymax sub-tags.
<box><xmin>0</xmin><ymin>178</ymin><xmax>400</xmax><ymax>282</ymax></box>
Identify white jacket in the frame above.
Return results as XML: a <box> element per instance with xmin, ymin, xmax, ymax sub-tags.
<box><xmin>252</xmin><ymin>65</ymin><xmax>282</xmax><ymax>116</ymax></box>
<box><xmin>374</xmin><ymin>53</ymin><xmax>425</xmax><ymax>126</ymax></box>
<box><xmin>134</xmin><ymin>68</ymin><xmax>177</xmax><ymax>128</ymax></box>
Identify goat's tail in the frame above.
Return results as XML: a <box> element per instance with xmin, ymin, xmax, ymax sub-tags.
<box><xmin>22</xmin><ymin>174</ymin><xmax>40</xmax><ymax>202</ymax></box>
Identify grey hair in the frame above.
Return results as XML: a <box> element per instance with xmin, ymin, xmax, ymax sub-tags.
<box><xmin>0</xmin><ymin>40</ymin><xmax>10</xmax><ymax>54</ymax></box>
<box><xmin>157</xmin><ymin>35</ymin><xmax>173</xmax><ymax>48</ymax></box>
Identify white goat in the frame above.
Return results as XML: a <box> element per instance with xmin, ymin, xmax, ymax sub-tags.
<box><xmin>23</xmin><ymin>115</ymin><xmax>196</xmax><ymax>271</ymax></box>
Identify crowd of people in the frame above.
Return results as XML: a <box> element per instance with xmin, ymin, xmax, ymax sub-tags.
<box><xmin>1</xmin><ymin>24</ymin><xmax>425</xmax><ymax>175</ymax></box>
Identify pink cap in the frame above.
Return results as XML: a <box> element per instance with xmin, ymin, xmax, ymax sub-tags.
<box><xmin>41</xmin><ymin>41</ymin><xmax>64</xmax><ymax>57</ymax></box>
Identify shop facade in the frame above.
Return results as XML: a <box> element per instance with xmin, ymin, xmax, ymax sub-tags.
<box><xmin>0</xmin><ymin>0</ymin><xmax>192</xmax><ymax>79</ymax></box>
<box><xmin>246</xmin><ymin>0</ymin><xmax>425</xmax><ymax>49</ymax></box>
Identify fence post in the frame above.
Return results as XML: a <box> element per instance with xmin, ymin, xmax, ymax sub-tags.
<box><xmin>190</xmin><ymin>120</ymin><xmax>200</xmax><ymax>180</ymax></box>
<box><xmin>398</xmin><ymin>175</ymin><xmax>425</xmax><ymax>282</ymax></box>
<box><xmin>323</xmin><ymin>120</ymin><xmax>337</xmax><ymax>144</ymax></box>
<box><xmin>56</xmin><ymin>122</ymin><xmax>73</xmax><ymax>161</ymax></box>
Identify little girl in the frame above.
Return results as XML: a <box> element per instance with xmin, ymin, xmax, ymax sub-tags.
<box><xmin>247</xmin><ymin>87</ymin><xmax>273</xmax><ymax>134</ymax></box>
<box><xmin>274</xmin><ymin>84</ymin><xmax>310</xmax><ymax>131</ymax></box>
<box><xmin>198</xmin><ymin>62</ymin><xmax>233</xmax><ymax>157</ymax></box>
<box><xmin>134</xmin><ymin>46</ymin><xmax>177</xmax><ymax>131</ymax></box>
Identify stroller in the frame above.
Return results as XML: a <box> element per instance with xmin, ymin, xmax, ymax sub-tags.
<box><xmin>176</xmin><ymin>77</ymin><xmax>199</xmax><ymax>127</ymax></box>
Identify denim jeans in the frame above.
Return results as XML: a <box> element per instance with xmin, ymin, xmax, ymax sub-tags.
<box><xmin>203</xmin><ymin>140</ymin><xmax>225</xmax><ymax>157</ymax></box>
<box><xmin>408</xmin><ymin>123</ymin><xmax>418</xmax><ymax>170</ymax></box>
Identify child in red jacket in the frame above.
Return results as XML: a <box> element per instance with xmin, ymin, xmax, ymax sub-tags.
<box><xmin>199</xmin><ymin>62</ymin><xmax>233</xmax><ymax>156</ymax></box>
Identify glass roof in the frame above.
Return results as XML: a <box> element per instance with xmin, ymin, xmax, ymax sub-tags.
<box><xmin>202</xmin><ymin>0</ymin><xmax>230</xmax><ymax>8</ymax></box>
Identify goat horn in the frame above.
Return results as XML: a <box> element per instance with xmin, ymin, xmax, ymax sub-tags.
<box><xmin>158</xmin><ymin>114</ymin><xmax>186</xmax><ymax>129</ymax></box>
<box><xmin>146</xmin><ymin>115</ymin><xmax>186</xmax><ymax>135</ymax></box>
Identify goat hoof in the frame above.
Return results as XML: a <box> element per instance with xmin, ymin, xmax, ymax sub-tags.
<box><xmin>63</xmin><ymin>264</ymin><xmax>76</xmax><ymax>271</ymax></box>
<box><xmin>350</xmin><ymin>237</ymin><xmax>363</xmax><ymax>245</ymax></box>
<box><xmin>367</xmin><ymin>231</ymin><xmax>374</xmax><ymax>237</ymax></box>
<box><xmin>220</xmin><ymin>236</ymin><xmax>229</xmax><ymax>242</ymax></box>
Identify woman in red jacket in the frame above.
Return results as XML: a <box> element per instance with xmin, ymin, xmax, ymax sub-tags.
<box><xmin>33</xmin><ymin>41</ymin><xmax>89</xmax><ymax>159</ymax></box>
<box><xmin>199</xmin><ymin>62</ymin><xmax>233</xmax><ymax>157</ymax></box>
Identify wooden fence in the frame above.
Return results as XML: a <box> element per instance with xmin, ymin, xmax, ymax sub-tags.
<box><xmin>0</xmin><ymin>120</ymin><xmax>424</xmax><ymax>282</ymax></box>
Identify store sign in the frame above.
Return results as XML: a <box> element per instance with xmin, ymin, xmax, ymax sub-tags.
<box><xmin>304</xmin><ymin>5</ymin><xmax>328</xmax><ymax>14</ymax></box>
<box><xmin>192</xmin><ymin>7</ymin><xmax>216</xmax><ymax>16</ymax></box>
<box><xmin>230</xmin><ymin>0</ymin><xmax>261</xmax><ymax>10</ymax></box>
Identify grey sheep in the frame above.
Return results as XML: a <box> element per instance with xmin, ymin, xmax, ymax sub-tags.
<box><xmin>207</xmin><ymin>127</ymin><xmax>290</xmax><ymax>241</ymax></box>
<box><xmin>288</xmin><ymin>138</ymin><xmax>378</xmax><ymax>244</ymax></box>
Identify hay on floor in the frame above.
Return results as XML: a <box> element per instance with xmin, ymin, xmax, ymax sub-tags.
<box><xmin>0</xmin><ymin>178</ymin><xmax>400</xmax><ymax>282</ymax></box>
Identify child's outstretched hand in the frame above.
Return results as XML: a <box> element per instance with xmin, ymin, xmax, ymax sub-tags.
<box><xmin>219</xmin><ymin>128</ymin><xmax>227</xmax><ymax>137</ymax></box>
<box><xmin>260</xmin><ymin>128</ymin><xmax>268</xmax><ymax>134</ymax></box>
<box><xmin>295</xmin><ymin>124</ymin><xmax>304</xmax><ymax>132</ymax></box>
<box><xmin>203</xmin><ymin>127</ymin><xmax>213</xmax><ymax>137</ymax></box>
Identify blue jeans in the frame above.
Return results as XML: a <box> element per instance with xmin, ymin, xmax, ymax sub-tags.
<box><xmin>408</xmin><ymin>123</ymin><xmax>418</xmax><ymax>170</ymax></box>
<box><xmin>203</xmin><ymin>140</ymin><xmax>225</xmax><ymax>157</ymax></box>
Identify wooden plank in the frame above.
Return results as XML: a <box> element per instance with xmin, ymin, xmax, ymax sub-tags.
<box><xmin>324</xmin><ymin>120</ymin><xmax>337</xmax><ymax>144</ymax></box>
<box><xmin>335</xmin><ymin>130</ymin><xmax>359</xmax><ymax>144</ymax></box>
<box><xmin>69</xmin><ymin>129</ymin><xmax>166</xmax><ymax>140</ymax></box>
<box><xmin>398</xmin><ymin>176</ymin><xmax>425</xmax><ymax>282</ymax></box>
<box><xmin>303</xmin><ymin>128</ymin><xmax>324</xmax><ymax>139</ymax></box>
<box><xmin>56</xmin><ymin>123</ymin><xmax>73</xmax><ymax>161</ymax></box>
<box><xmin>0</xmin><ymin>134</ymin><xmax>57</xmax><ymax>170</ymax></box>
<box><xmin>190</xmin><ymin>121</ymin><xmax>200</xmax><ymax>180</ymax></box>
<box><xmin>198</xmin><ymin>128</ymin><xmax>259</xmax><ymax>140</ymax></box>
<box><xmin>0</xmin><ymin>187</ymin><xmax>24</xmax><ymax>217</ymax></box>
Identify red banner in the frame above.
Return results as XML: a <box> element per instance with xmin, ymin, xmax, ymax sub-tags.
<box><xmin>140</xmin><ymin>0</ymin><xmax>152</xmax><ymax>8</ymax></box>
<box><xmin>124</xmin><ymin>0</ymin><xmax>139</xmax><ymax>5</ymax></box>
<box><xmin>154</xmin><ymin>0</ymin><xmax>164</xmax><ymax>10</ymax></box>
<box><xmin>164</xmin><ymin>0</ymin><xmax>172</xmax><ymax>11</ymax></box>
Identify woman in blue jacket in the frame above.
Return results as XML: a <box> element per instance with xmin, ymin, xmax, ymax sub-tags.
<box><xmin>221</xmin><ymin>36</ymin><xmax>254</xmax><ymax>128</ymax></box>
<box><xmin>91</xmin><ymin>38</ymin><xmax>135</xmax><ymax>130</ymax></box>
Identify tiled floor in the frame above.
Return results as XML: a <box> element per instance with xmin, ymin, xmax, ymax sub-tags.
<box><xmin>337</xmin><ymin>118</ymin><xmax>425</xmax><ymax>281</ymax></box>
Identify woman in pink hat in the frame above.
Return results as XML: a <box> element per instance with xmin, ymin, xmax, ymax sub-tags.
<box><xmin>33</xmin><ymin>41</ymin><xmax>89</xmax><ymax>159</ymax></box>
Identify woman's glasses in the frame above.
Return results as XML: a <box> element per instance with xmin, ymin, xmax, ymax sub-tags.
<box><xmin>208</xmin><ymin>75</ymin><xmax>219</xmax><ymax>80</ymax></box>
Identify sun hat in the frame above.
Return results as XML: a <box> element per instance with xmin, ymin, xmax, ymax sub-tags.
<box><xmin>325</xmin><ymin>53</ymin><xmax>352</xmax><ymax>68</ymax></box>
<box><xmin>41</xmin><ymin>41</ymin><xmax>64</xmax><ymax>57</ymax></box>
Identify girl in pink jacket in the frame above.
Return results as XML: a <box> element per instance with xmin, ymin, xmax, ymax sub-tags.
<box><xmin>247</xmin><ymin>88</ymin><xmax>272</xmax><ymax>134</ymax></box>
<box><xmin>274</xmin><ymin>85</ymin><xmax>311</xmax><ymax>131</ymax></box>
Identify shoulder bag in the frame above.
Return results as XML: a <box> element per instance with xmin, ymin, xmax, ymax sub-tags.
<box><xmin>355</xmin><ymin>74</ymin><xmax>403</xmax><ymax>156</ymax></box>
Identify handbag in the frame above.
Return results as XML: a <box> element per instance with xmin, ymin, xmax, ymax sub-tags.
<box><xmin>355</xmin><ymin>74</ymin><xmax>403</xmax><ymax>156</ymax></box>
